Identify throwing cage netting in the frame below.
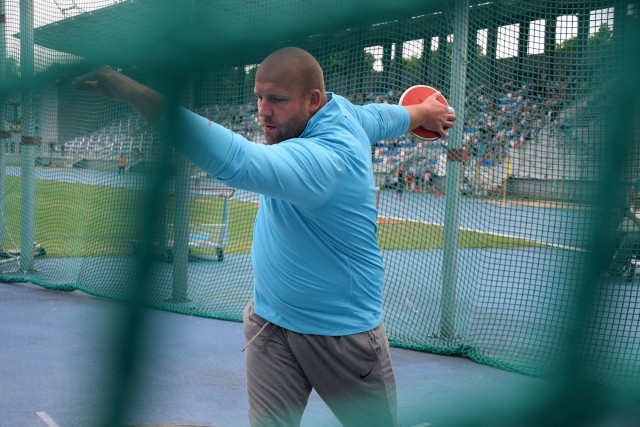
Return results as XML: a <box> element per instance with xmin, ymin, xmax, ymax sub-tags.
<box><xmin>1</xmin><ymin>0</ymin><xmax>639</xmax><ymax>424</ymax></box>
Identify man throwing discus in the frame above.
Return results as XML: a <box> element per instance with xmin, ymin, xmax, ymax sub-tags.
<box><xmin>73</xmin><ymin>47</ymin><xmax>456</xmax><ymax>427</ymax></box>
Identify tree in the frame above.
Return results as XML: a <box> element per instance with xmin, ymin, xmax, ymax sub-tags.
<box><xmin>555</xmin><ymin>23</ymin><xmax>613</xmax><ymax>52</ymax></box>
<box><xmin>589</xmin><ymin>23</ymin><xmax>612</xmax><ymax>47</ymax></box>
<box><xmin>402</xmin><ymin>56</ymin><xmax>421</xmax><ymax>70</ymax></box>
<box><xmin>325</xmin><ymin>49</ymin><xmax>351</xmax><ymax>76</ymax></box>
<box><xmin>363</xmin><ymin>51</ymin><xmax>377</xmax><ymax>73</ymax></box>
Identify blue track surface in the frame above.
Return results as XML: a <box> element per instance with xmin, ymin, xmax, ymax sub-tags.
<box><xmin>0</xmin><ymin>281</ymin><xmax>552</xmax><ymax>427</ymax></box>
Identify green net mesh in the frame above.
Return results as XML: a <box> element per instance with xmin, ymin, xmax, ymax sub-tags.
<box><xmin>1</xmin><ymin>0</ymin><xmax>639</xmax><ymax>415</ymax></box>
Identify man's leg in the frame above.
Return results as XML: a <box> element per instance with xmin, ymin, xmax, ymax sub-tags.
<box><xmin>243</xmin><ymin>301</ymin><xmax>312</xmax><ymax>427</ymax></box>
<box><xmin>290</xmin><ymin>323</ymin><xmax>400</xmax><ymax>427</ymax></box>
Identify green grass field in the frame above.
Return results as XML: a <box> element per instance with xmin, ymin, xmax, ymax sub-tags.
<box><xmin>2</xmin><ymin>177</ymin><xmax>541</xmax><ymax>258</ymax></box>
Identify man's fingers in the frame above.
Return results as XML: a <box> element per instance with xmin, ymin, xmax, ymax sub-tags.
<box><xmin>426</xmin><ymin>91</ymin><xmax>456</xmax><ymax>119</ymax></box>
<box><xmin>72</xmin><ymin>70</ymin><xmax>101</xmax><ymax>89</ymax></box>
<box><xmin>71</xmin><ymin>79</ymin><xmax>98</xmax><ymax>91</ymax></box>
<box><xmin>427</xmin><ymin>91</ymin><xmax>442</xmax><ymax>102</ymax></box>
<box><xmin>72</xmin><ymin>68</ymin><xmax>114</xmax><ymax>89</ymax></box>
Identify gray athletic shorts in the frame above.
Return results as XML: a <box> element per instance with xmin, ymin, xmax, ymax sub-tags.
<box><xmin>242</xmin><ymin>299</ymin><xmax>400</xmax><ymax>427</ymax></box>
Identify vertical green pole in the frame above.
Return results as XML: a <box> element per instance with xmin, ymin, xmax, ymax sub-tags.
<box><xmin>171</xmin><ymin>155</ymin><xmax>191</xmax><ymax>302</ymax></box>
<box><xmin>220</xmin><ymin>195</ymin><xmax>229</xmax><ymax>249</ymax></box>
<box><xmin>439</xmin><ymin>0</ymin><xmax>468</xmax><ymax>339</ymax></box>
<box><xmin>170</xmin><ymin>72</ymin><xmax>194</xmax><ymax>302</ymax></box>
<box><xmin>0</xmin><ymin>0</ymin><xmax>7</xmax><ymax>250</ymax></box>
<box><xmin>19</xmin><ymin>0</ymin><xmax>37</xmax><ymax>273</ymax></box>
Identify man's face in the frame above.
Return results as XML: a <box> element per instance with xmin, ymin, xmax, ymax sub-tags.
<box><xmin>254</xmin><ymin>66</ymin><xmax>311</xmax><ymax>145</ymax></box>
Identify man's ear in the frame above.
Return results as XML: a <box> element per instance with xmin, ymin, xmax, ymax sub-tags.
<box><xmin>308</xmin><ymin>89</ymin><xmax>322</xmax><ymax>114</ymax></box>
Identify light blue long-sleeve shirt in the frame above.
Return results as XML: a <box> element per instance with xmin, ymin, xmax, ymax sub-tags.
<box><xmin>156</xmin><ymin>93</ymin><xmax>410</xmax><ymax>335</ymax></box>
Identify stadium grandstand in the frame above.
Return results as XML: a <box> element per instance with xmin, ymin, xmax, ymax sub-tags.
<box><xmin>12</xmin><ymin>61</ymin><xmax>603</xmax><ymax>195</ymax></box>
<box><xmin>5</xmin><ymin>16</ymin><xmax>619</xmax><ymax>198</ymax></box>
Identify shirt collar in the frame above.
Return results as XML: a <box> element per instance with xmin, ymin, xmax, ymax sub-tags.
<box><xmin>300</xmin><ymin>92</ymin><xmax>340</xmax><ymax>138</ymax></box>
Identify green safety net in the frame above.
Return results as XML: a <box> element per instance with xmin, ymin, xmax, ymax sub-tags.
<box><xmin>1</xmin><ymin>0</ymin><xmax>639</xmax><ymax>423</ymax></box>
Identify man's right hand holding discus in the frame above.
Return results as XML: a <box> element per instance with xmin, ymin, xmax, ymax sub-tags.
<box><xmin>399</xmin><ymin>85</ymin><xmax>457</xmax><ymax>140</ymax></box>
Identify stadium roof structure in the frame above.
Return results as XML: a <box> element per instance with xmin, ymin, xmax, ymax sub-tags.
<box><xmin>14</xmin><ymin>0</ymin><xmax>443</xmax><ymax>67</ymax></box>
<box><xmin>14</xmin><ymin>0</ymin><xmax>562</xmax><ymax>68</ymax></box>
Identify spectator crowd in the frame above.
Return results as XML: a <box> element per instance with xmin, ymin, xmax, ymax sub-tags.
<box><xmin>55</xmin><ymin>70</ymin><xmax>574</xmax><ymax>187</ymax></box>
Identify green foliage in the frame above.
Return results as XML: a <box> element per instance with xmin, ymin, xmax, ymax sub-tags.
<box><xmin>556</xmin><ymin>23</ymin><xmax>613</xmax><ymax>51</ymax></box>
<box><xmin>363</xmin><ymin>51</ymin><xmax>377</xmax><ymax>73</ymax></box>
<box><xmin>402</xmin><ymin>56</ymin><xmax>421</xmax><ymax>70</ymax></box>
<box><xmin>326</xmin><ymin>49</ymin><xmax>352</xmax><ymax>76</ymax></box>
<box><xmin>589</xmin><ymin>22</ymin><xmax>613</xmax><ymax>46</ymax></box>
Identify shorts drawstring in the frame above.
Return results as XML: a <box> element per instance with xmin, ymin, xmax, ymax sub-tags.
<box><xmin>260</xmin><ymin>324</ymin><xmax>277</xmax><ymax>352</ymax></box>
<box><xmin>240</xmin><ymin>321</ymin><xmax>271</xmax><ymax>352</ymax></box>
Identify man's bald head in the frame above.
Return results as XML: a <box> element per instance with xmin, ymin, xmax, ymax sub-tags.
<box><xmin>254</xmin><ymin>47</ymin><xmax>328</xmax><ymax>144</ymax></box>
<box><xmin>256</xmin><ymin>47</ymin><xmax>326</xmax><ymax>97</ymax></box>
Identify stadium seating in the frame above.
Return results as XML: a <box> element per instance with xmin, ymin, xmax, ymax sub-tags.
<box><xmin>52</xmin><ymin>69</ymin><xmax>576</xmax><ymax>191</ymax></box>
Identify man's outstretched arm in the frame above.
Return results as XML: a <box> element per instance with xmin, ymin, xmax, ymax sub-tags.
<box><xmin>72</xmin><ymin>68</ymin><xmax>167</xmax><ymax>124</ymax></box>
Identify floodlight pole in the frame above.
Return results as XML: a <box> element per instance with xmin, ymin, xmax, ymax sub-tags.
<box><xmin>19</xmin><ymin>0</ymin><xmax>38</xmax><ymax>273</ymax></box>
<box><xmin>439</xmin><ymin>0</ymin><xmax>469</xmax><ymax>340</ymax></box>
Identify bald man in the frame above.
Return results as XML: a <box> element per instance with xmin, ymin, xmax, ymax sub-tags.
<box><xmin>74</xmin><ymin>47</ymin><xmax>456</xmax><ymax>427</ymax></box>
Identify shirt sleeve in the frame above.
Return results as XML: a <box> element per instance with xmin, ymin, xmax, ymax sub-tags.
<box><xmin>349</xmin><ymin>102</ymin><xmax>410</xmax><ymax>144</ymax></box>
<box><xmin>153</xmin><ymin>105</ymin><xmax>341</xmax><ymax>208</ymax></box>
